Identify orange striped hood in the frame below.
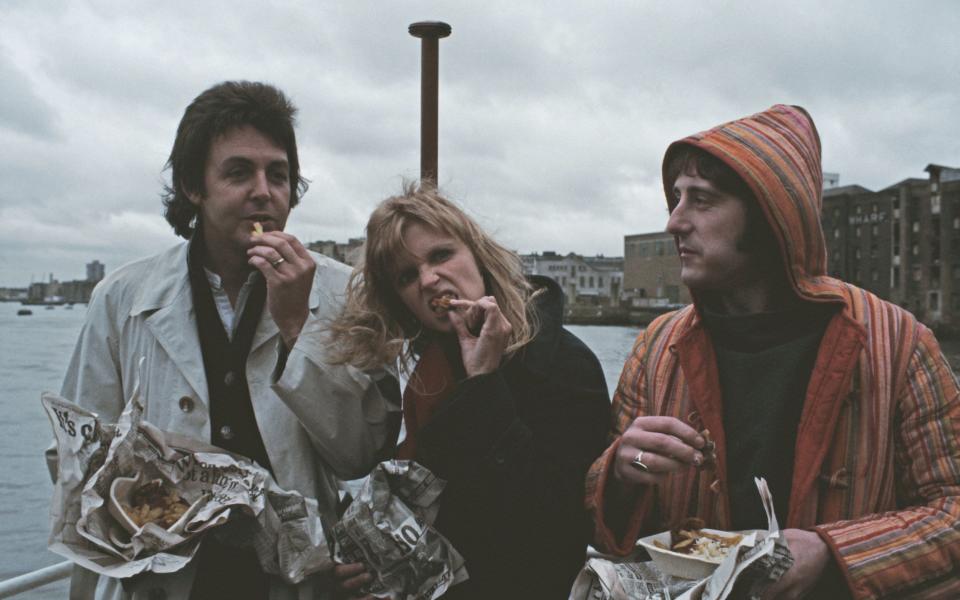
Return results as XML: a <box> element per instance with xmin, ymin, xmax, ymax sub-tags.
<box><xmin>662</xmin><ymin>104</ymin><xmax>844</xmax><ymax>304</ymax></box>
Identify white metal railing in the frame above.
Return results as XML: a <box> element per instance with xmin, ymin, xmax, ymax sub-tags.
<box><xmin>0</xmin><ymin>561</ymin><xmax>71</xmax><ymax>598</ymax></box>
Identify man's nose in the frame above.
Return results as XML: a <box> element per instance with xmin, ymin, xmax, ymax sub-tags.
<box><xmin>251</xmin><ymin>171</ymin><xmax>271</xmax><ymax>199</ymax></box>
<box><xmin>666</xmin><ymin>199</ymin><xmax>689</xmax><ymax>235</ymax></box>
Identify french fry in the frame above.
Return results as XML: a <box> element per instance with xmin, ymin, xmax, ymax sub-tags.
<box><xmin>120</xmin><ymin>481</ymin><xmax>191</xmax><ymax>530</ymax></box>
<box><xmin>666</xmin><ymin>518</ymin><xmax>741</xmax><ymax>560</ymax></box>
<box><xmin>430</xmin><ymin>293</ymin><xmax>455</xmax><ymax>311</ymax></box>
<box><xmin>699</xmin><ymin>429</ymin><xmax>717</xmax><ymax>468</ymax></box>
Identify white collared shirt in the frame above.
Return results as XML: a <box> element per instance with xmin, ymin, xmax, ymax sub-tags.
<box><xmin>203</xmin><ymin>268</ymin><xmax>260</xmax><ymax>341</ymax></box>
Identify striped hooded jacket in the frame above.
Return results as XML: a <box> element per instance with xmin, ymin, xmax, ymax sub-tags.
<box><xmin>585</xmin><ymin>105</ymin><xmax>960</xmax><ymax>599</ymax></box>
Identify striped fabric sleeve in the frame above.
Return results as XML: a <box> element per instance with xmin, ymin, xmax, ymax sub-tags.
<box><xmin>585</xmin><ymin>328</ymin><xmax>659</xmax><ymax>555</ymax></box>
<box><xmin>816</xmin><ymin>326</ymin><xmax>960</xmax><ymax>599</ymax></box>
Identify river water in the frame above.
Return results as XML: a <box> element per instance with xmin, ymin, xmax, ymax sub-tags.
<box><xmin>0</xmin><ymin>300</ymin><xmax>642</xmax><ymax>597</ymax></box>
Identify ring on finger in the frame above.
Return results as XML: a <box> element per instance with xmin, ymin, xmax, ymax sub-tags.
<box><xmin>270</xmin><ymin>257</ymin><xmax>286</xmax><ymax>268</ymax></box>
<box><xmin>631</xmin><ymin>449</ymin><xmax>650</xmax><ymax>472</ymax></box>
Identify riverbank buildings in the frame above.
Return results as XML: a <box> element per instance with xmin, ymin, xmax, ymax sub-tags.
<box><xmin>823</xmin><ymin>164</ymin><xmax>960</xmax><ymax>332</ymax></box>
<box><xmin>308</xmin><ymin>238</ymin><xmax>365</xmax><ymax>267</ymax></box>
<box><xmin>622</xmin><ymin>232</ymin><xmax>692</xmax><ymax>309</ymax></box>
<box><xmin>25</xmin><ymin>260</ymin><xmax>105</xmax><ymax>304</ymax></box>
<box><xmin>520</xmin><ymin>252</ymin><xmax>623</xmax><ymax>308</ymax></box>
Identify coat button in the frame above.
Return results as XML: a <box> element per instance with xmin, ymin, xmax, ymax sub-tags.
<box><xmin>148</xmin><ymin>589</ymin><xmax>166</xmax><ymax>600</ymax></box>
<box><xmin>178</xmin><ymin>397</ymin><xmax>194</xmax><ymax>413</ymax></box>
<box><xmin>219</xmin><ymin>425</ymin><xmax>235</xmax><ymax>440</ymax></box>
<box><xmin>224</xmin><ymin>371</ymin><xmax>237</xmax><ymax>386</ymax></box>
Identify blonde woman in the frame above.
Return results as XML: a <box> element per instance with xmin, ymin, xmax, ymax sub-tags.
<box><xmin>329</xmin><ymin>184</ymin><xmax>610</xmax><ymax>599</ymax></box>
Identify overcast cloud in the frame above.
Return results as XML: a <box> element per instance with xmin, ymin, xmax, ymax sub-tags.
<box><xmin>1</xmin><ymin>1</ymin><xmax>957</xmax><ymax>286</ymax></box>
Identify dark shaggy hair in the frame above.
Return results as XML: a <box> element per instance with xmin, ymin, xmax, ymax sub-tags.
<box><xmin>161</xmin><ymin>81</ymin><xmax>309</xmax><ymax>238</ymax></box>
<box><xmin>664</xmin><ymin>145</ymin><xmax>775</xmax><ymax>256</ymax></box>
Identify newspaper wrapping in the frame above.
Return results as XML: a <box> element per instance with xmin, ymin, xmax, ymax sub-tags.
<box><xmin>569</xmin><ymin>558</ymin><xmax>697</xmax><ymax>600</ymax></box>
<box><xmin>44</xmin><ymin>381</ymin><xmax>332</xmax><ymax>583</ymax></box>
<box><xmin>333</xmin><ymin>460</ymin><xmax>468</xmax><ymax>600</ymax></box>
<box><xmin>570</xmin><ymin>478</ymin><xmax>794</xmax><ymax>600</ymax></box>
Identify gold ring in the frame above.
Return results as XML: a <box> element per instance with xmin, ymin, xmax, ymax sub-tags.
<box><xmin>270</xmin><ymin>257</ymin><xmax>286</xmax><ymax>268</ymax></box>
<box><xmin>631</xmin><ymin>450</ymin><xmax>650</xmax><ymax>472</ymax></box>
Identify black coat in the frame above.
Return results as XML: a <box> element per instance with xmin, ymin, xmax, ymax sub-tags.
<box><xmin>416</xmin><ymin>276</ymin><xmax>611</xmax><ymax>599</ymax></box>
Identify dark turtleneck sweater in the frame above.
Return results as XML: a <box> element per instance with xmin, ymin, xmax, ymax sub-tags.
<box><xmin>700</xmin><ymin>301</ymin><xmax>838</xmax><ymax>530</ymax></box>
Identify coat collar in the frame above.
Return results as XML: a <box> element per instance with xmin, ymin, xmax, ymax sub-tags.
<box><xmin>130</xmin><ymin>241</ymin><xmax>323</xmax><ymax>317</ymax></box>
<box><xmin>513</xmin><ymin>275</ymin><xmax>564</xmax><ymax>377</ymax></box>
<box><xmin>127</xmin><ymin>241</ymin><xmax>325</xmax><ymax>404</ymax></box>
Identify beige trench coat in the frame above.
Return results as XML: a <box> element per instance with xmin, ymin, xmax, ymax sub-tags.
<box><xmin>49</xmin><ymin>243</ymin><xmax>396</xmax><ymax>600</ymax></box>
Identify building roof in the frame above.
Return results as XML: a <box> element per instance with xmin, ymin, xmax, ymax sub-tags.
<box><xmin>878</xmin><ymin>177</ymin><xmax>927</xmax><ymax>192</ymax></box>
<box><xmin>822</xmin><ymin>184</ymin><xmax>872</xmax><ymax>197</ymax></box>
<box><xmin>925</xmin><ymin>164</ymin><xmax>960</xmax><ymax>182</ymax></box>
<box><xmin>625</xmin><ymin>230</ymin><xmax>673</xmax><ymax>241</ymax></box>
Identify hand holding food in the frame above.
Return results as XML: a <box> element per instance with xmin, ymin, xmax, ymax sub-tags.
<box><xmin>760</xmin><ymin>529</ymin><xmax>831</xmax><ymax>600</ymax></box>
<box><xmin>615</xmin><ymin>416</ymin><xmax>706</xmax><ymax>486</ymax></box>
<box><xmin>447</xmin><ymin>295</ymin><xmax>512</xmax><ymax>377</ymax></box>
<box><xmin>247</xmin><ymin>231</ymin><xmax>316</xmax><ymax>348</ymax></box>
<box><xmin>332</xmin><ymin>562</ymin><xmax>376</xmax><ymax>600</ymax></box>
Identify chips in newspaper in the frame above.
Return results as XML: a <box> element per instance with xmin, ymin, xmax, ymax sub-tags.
<box><xmin>44</xmin><ymin>363</ymin><xmax>332</xmax><ymax>583</ymax></box>
<box><xmin>333</xmin><ymin>460</ymin><xmax>468</xmax><ymax>600</ymax></box>
<box><xmin>571</xmin><ymin>478</ymin><xmax>793</xmax><ymax>600</ymax></box>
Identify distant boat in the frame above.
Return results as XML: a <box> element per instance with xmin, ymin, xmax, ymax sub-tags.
<box><xmin>45</xmin><ymin>305</ymin><xmax>55</xmax><ymax>310</ymax></box>
<box><xmin>17</xmin><ymin>309</ymin><xmax>32</xmax><ymax>316</ymax></box>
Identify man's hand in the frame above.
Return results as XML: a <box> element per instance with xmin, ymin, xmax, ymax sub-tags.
<box><xmin>761</xmin><ymin>529</ymin><xmax>831</xmax><ymax>599</ymax></box>
<box><xmin>247</xmin><ymin>231</ymin><xmax>315</xmax><ymax>348</ymax></box>
<box><xmin>447</xmin><ymin>296</ymin><xmax>512</xmax><ymax>377</ymax></box>
<box><xmin>614</xmin><ymin>416</ymin><xmax>705</xmax><ymax>486</ymax></box>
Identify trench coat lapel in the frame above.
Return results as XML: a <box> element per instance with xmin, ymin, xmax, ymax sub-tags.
<box><xmin>131</xmin><ymin>244</ymin><xmax>210</xmax><ymax>407</ymax></box>
<box><xmin>249</xmin><ymin>267</ymin><xmax>324</xmax><ymax>355</ymax></box>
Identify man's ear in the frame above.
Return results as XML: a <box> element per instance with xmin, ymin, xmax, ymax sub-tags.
<box><xmin>184</xmin><ymin>185</ymin><xmax>202</xmax><ymax>207</ymax></box>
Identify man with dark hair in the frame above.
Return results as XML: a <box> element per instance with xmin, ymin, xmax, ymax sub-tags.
<box><xmin>53</xmin><ymin>81</ymin><xmax>398</xmax><ymax>599</ymax></box>
<box><xmin>586</xmin><ymin>105</ymin><xmax>960</xmax><ymax>598</ymax></box>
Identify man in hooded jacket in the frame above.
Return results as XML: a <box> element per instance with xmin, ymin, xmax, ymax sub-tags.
<box><xmin>586</xmin><ymin>105</ymin><xmax>960</xmax><ymax>598</ymax></box>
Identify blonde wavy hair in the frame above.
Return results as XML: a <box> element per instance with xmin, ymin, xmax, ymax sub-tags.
<box><xmin>328</xmin><ymin>182</ymin><xmax>539</xmax><ymax>372</ymax></box>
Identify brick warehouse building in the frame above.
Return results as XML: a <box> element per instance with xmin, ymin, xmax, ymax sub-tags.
<box><xmin>821</xmin><ymin>164</ymin><xmax>960</xmax><ymax>331</ymax></box>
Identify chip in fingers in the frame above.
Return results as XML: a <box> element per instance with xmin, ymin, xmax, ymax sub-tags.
<box><xmin>430</xmin><ymin>293</ymin><xmax>456</xmax><ymax>311</ymax></box>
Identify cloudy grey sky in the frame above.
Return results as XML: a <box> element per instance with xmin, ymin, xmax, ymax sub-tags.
<box><xmin>1</xmin><ymin>1</ymin><xmax>957</xmax><ymax>287</ymax></box>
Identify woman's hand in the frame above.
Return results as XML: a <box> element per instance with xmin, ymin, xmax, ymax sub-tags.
<box><xmin>332</xmin><ymin>562</ymin><xmax>375</xmax><ymax>600</ymax></box>
<box><xmin>614</xmin><ymin>416</ymin><xmax>705</xmax><ymax>486</ymax></box>
<box><xmin>447</xmin><ymin>296</ymin><xmax>512</xmax><ymax>377</ymax></box>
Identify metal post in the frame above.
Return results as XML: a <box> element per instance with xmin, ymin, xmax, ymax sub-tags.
<box><xmin>408</xmin><ymin>21</ymin><xmax>451</xmax><ymax>185</ymax></box>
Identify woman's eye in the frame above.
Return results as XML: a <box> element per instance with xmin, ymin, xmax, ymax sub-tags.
<box><xmin>269</xmin><ymin>170</ymin><xmax>289</xmax><ymax>184</ymax></box>
<box><xmin>397</xmin><ymin>270</ymin><xmax>416</xmax><ymax>287</ymax></box>
<box><xmin>432</xmin><ymin>249</ymin><xmax>452</xmax><ymax>262</ymax></box>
